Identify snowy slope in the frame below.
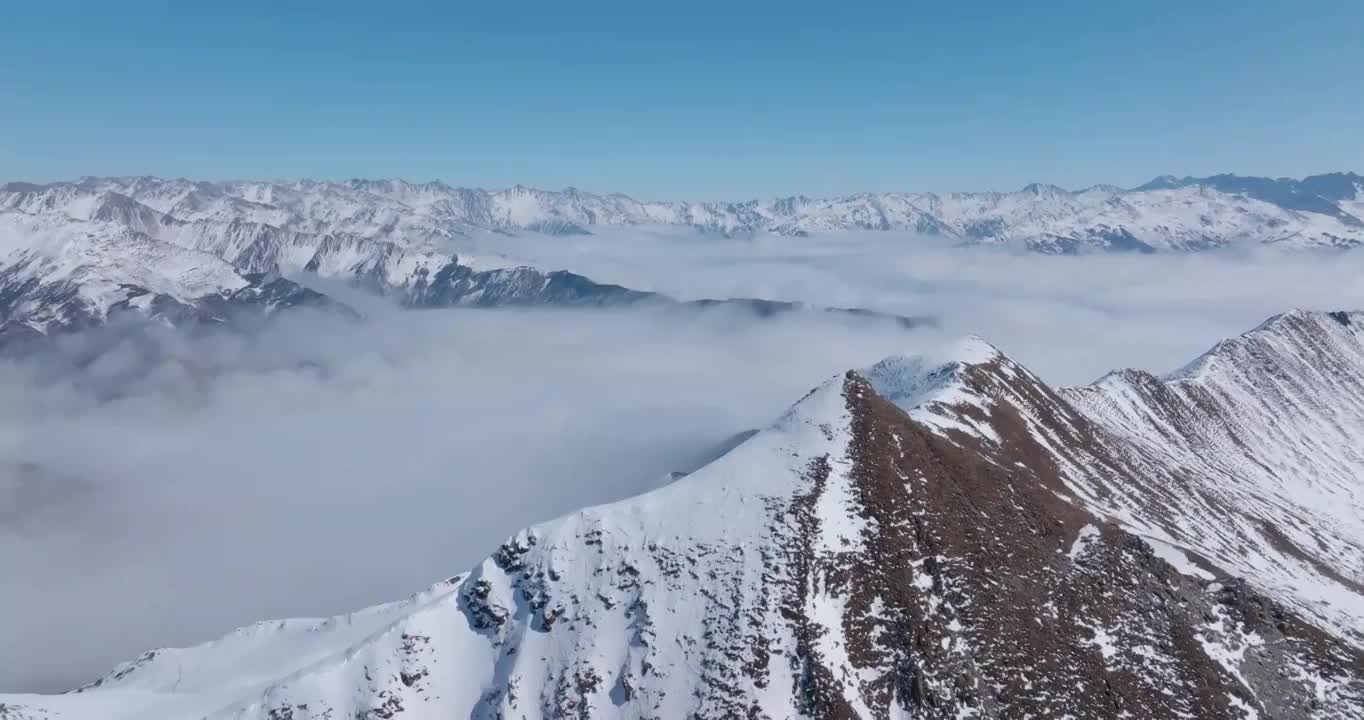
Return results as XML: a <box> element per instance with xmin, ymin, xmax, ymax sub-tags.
<box><xmin>5</xmin><ymin>313</ymin><xmax>1364</xmax><ymax>719</ymax></box>
<box><xmin>0</xmin><ymin>212</ymin><xmax>245</xmax><ymax>331</ymax></box>
<box><xmin>0</xmin><ymin>212</ymin><xmax>246</xmax><ymax>311</ymax></box>
<box><xmin>6</xmin><ymin>173</ymin><xmax>1364</xmax><ymax>265</ymax></box>
<box><xmin>862</xmin><ymin>311</ymin><xmax>1364</xmax><ymax>645</ymax></box>
<box><xmin>1064</xmin><ymin>310</ymin><xmax>1364</xmax><ymax>642</ymax></box>
<box><xmin>764</xmin><ymin>182</ymin><xmax>1364</xmax><ymax>251</ymax></box>
<box><xmin>0</xmin><ymin>210</ymin><xmax>345</xmax><ymax>343</ymax></box>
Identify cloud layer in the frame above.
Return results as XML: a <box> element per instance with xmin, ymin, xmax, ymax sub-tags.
<box><xmin>0</xmin><ymin>304</ymin><xmax>923</xmax><ymax>692</ymax></box>
<box><xmin>5</xmin><ymin>228</ymin><xmax>1364</xmax><ymax>692</ymax></box>
<box><xmin>490</xmin><ymin>227</ymin><xmax>1364</xmax><ymax>381</ymax></box>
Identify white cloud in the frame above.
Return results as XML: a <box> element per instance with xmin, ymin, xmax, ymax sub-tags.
<box><xmin>4</xmin><ymin>228</ymin><xmax>1364</xmax><ymax>693</ymax></box>
<box><xmin>489</xmin><ymin>227</ymin><xmax>1364</xmax><ymax>382</ymax></box>
<box><xmin>0</xmin><ymin>305</ymin><xmax>924</xmax><ymax>692</ymax></box>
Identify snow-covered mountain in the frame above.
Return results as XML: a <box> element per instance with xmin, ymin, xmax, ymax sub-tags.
<box><xmin>0</xmin><ymin>211</ymin><xmax>348</xmax><ymax>351</ymax></box>
<box><xmin>2</xmin><ymin>178</ymin><xmax>955</xmax><ymax>343</ymax></box>
<box><xmin>3</xmin><ymin>172</ymin><xmax>1362</xmax><ymax>341</ymax></box>
<box><xmin>8</xmin><ymin>172</ymin><xmax>1364</xmax><ymax>256</ymax></box>
<box><xmin>5</xmin><ymin>310</ymin><xmax>1362</xmax><ymax>719</ymax></box>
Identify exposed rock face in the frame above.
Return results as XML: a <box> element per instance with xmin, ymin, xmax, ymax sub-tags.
<box><xmin>402</xmin><ymin>261</ymin><xmax>929</xmax><ymax>328</ymax></box>
<box><xmin>403</xmin><ymin>263</ymin><xmax>655</xmax><ymax>308</ymax></box>
<box><xmin>3</xmin><ymin>312</ymin><xmax>1363</xmax><ymax>719</ymax></box>
<box><xmin>830</xmin><ymin>373</ymin><xmax>1361</xmax><ymax>719</ymax></box>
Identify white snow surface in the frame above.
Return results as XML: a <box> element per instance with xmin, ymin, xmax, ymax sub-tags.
<box><xmin>861</xmin><ymin>336</ymin><xmax>1006</xmax><ymax>442</ymax></box>
<box><xmin>0</xmin><ymin>212</ymin><xmax>249</xmax><ymax>330</ymax></box>
<box><xmin>1068</xmin><ymin>524</ymin><xmax>1101</xmax><ymax>562</ymax></box>
<box><xmin>1064</xmin><ymin>311</ymin><xmax>1364</xmax><ymax>640</ymax></box>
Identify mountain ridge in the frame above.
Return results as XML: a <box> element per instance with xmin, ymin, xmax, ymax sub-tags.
<box><xmin>0</xmin><ymin>203</ymin><xmax>927</xmax><ymax>347</ymax></box>
<box><xmin>4</xmin><ymin>172</ymin><xmax>1363</xmax><ymax>342</ymax></box>
<box><xmin>17</xmin><ymin>169</ymin><xmax>1360</xmax><ymax>205</ymax></box>
<box><xmin>4</xmin><ymin>309</ymin><xmax>1362</xmax><ymax>718</ymax></box>
<box><xmin>7</xmin><ymin>170</ymin><xmax>1364</xmax><ymax>250</ymax></box>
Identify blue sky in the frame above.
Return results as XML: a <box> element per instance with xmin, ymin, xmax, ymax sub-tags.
<box><xmin>2</xmin><ymin>0</ymin><xmax>1361</xmax><ymax>199</ymax></box>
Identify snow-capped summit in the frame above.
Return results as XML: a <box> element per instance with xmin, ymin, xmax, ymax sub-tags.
<box><xmin>859</xmin><ymin>335</ymin><xmax>1017</xmax><ymax>439</ymax></box>
<box><xmin>1135</xmin><ymin>173</ymin><xmax>1364</xmax><ymax>226</ymax></box>
<box><xmin>6</xmin><ymin>315</ymin><xmax>1363</xmax><ymax>719</ymax></box>
<box><xmin>4</xmin><ymin>172</ymin><xmax>1363</xmax><ymax>341</ymax></box>
<box><xmin>7</xmin><ymin>171</ymin><xmax>1364</xmax><ymax>254</ymax></box>
<box><xmin>1162</xmin><ymin>308</ymin><xmax>1363</xmax><ymax>382</ymax></box>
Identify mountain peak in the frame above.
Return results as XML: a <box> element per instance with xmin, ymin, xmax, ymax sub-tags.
<box><xmin>857</xmin><ymin>335</ymin><xmax>1030</xmax><ymax>444</ymax></box>
<box><xmin>8</xmin><ymin>174</ymin><xmax>1364</xmax><ymax>260</ymax></box>
<box><xmin>1136</xmin><ymin>174</ymin><xmax>1184</xmax><ymax>190</ymax></box>
<box><xmin>949</xmin><ymin>333</ymin><xmax>1003</xmax><ymax>364</ymax></box>
<box><xmin>1019</xmin><ymin>182</ymin><xmax>1068</xmax><ymax>196</ymax></box>
<box><xmin>1165</xmin><ymin>308</ymin><xmax>1363</xmax><ymax>382</ymax></box>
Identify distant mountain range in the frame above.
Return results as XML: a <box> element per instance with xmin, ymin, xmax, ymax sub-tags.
<box><xmin>1</xmin><ymin>173</ymin><xmax>1361</xmax><ymax>341</ymax></box>
<box><xmin>5</xmin><ymin>310</ymin><xmax>1361</xmax><ymax>718</ymax></box>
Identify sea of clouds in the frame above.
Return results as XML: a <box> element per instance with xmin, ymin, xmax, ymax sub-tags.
<box><xmin>4</xmin><ymin>228</ymin><xmax>1364</xmax><ymax>692</ymax></box>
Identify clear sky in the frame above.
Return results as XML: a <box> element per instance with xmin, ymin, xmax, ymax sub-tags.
<box><xmin>2</xmin><ymin>0</ymin><xmax>1361</xmax><ymax>199</ymax></box>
